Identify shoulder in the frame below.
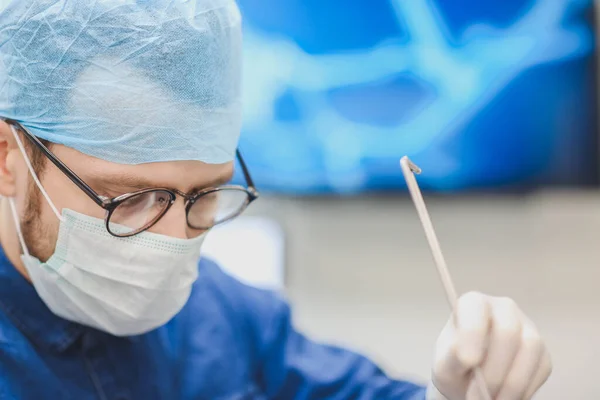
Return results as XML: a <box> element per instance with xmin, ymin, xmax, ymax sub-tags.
<box><xmin>191</xmin><ymin>257</ymin><xmax>287</xmax><ymax>318</ymax></box>
<box><xmin>166</xmin><ymin>258</ymin><xmax>285</xmax><ymax>393</ymax></box>
<box><xmin>0</xmin><ymin>311</ymin><xmax>52</xmax><ymax>396</ymax></box>
<box><xmin>175</xmin><ymin>258</ymin><xmax>290</xmax><ymax>356</ymax></box>
<box><xmin>0</xmin><ymin>309</ymin><xmax>36</xmax><ymax>358</ymax></box>
<box><xmin>186</xmin><ymin>258</ymin><xmax>283</xmax><ymax>322</ymax></box>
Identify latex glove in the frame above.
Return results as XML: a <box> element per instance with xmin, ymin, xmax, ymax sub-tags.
<box><xmin>427</xmin><ymin>292</ymin><xmax>552</xmax><ymax>400</ymax></box>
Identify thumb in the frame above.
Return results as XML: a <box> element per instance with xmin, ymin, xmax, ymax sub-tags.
<box><xmin>432</xmin><ymin>292</ymin><xmax>492</xmax><ymax>399</ymax></box>
<box><xmin>455</xmin><ymin>291</ymin><xmax>492</xmax><ymax>367</ymax></box>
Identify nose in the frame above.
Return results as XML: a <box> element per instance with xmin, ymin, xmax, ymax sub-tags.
<box><xmin>147</xmin><ymin>200</ymin><xmax>189</xmax><ymax>239</ymax></box>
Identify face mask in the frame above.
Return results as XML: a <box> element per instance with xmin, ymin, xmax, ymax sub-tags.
<box><xmin>7</xmin><ymin>126</ymin><xmax>206</xmax><ymax>336</ymax></box>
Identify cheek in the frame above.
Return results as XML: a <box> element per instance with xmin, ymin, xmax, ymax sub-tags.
<box><xmin>27</xmin><ymin>167</ymin><xmax>108</xmax><ymax>261</ymax></box>
<box><xmin>13</xmin><ymin>157</ymin><xmax>31</xmax><ymax>211</ymax></box>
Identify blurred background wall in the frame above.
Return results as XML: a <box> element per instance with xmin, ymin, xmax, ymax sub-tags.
<box><xmin>204</xmin><ymin>0</ymin><xmax>600</xmax><ymax>398</ymax></box>
<box><xmin>213</xmin><ymin>192</ymin><xmax>599</xmax><ymax>399</ymax></box>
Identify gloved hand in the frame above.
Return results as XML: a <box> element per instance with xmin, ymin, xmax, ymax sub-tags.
<box><xmin>426</xmin><ymin>292</ymin><xmax>552</xmax><ymax>400</ymax></box>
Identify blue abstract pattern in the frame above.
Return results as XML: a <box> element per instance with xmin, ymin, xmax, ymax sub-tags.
<box><xmin>235</xmin><ymin>0</ymin><xmax>596</xmax><ymax>193</ymax></box>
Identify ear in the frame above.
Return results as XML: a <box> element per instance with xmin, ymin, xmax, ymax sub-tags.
<box><xmin>0</xmin><ymin>120</ymin><xmax>20</xmax><ymax>197</ymax></box>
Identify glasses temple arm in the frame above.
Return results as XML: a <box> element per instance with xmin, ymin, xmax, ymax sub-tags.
<box><xmin>9</xmin><ymin>120</ymin><xmax>107</xmax><ymax>208</ymax></box>
<box><xmin>236</xmin><ymin>150</ymin><xmax>257</xmax><ymax>195</ymax></box>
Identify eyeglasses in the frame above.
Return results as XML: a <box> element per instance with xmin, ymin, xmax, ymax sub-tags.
<box><xmin>7</xmin><ymin>120</ymin><xmax>259</xmax><ymax>238</ymax></box>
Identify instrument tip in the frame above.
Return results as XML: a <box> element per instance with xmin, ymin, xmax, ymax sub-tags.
<box><xmin>401</xmin><ymin>156</ymin><xmax>422</xmax><ymax>174</ymax></box>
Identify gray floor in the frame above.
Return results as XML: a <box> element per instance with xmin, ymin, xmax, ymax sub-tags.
<box><xmin>244</xmin><ymin>191</ymin><xmax>600</xmax><ymax>399</ymax></box>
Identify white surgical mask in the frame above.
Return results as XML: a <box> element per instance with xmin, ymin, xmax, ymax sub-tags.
<box><xmin>8</xmin><ymin>126</ymin><xmax>205</xmax><ymax>336</ymax></box>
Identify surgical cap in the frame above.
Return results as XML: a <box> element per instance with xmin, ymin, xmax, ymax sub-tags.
<box><xmin>0</xmin><ymin>0</ymin><xmax>242</xmax><ymax>165</ymax></box>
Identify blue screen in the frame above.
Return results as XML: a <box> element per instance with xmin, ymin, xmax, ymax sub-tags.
<box><xmin>235</xmin><ymin>0</ymin><xmax>597</xmax><ymax>193</ymax></box>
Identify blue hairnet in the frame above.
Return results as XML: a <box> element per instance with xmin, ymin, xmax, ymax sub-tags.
<box><xmin>0</xmin><ymin>0</ymin><xmax>242</xmax><ymax>165</ymax></box>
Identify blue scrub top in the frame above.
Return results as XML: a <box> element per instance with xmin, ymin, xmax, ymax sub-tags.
<box><xmin>0</xmin><ymin>246</ymin><xmax>426</xmax><ymax>399</ymax></box>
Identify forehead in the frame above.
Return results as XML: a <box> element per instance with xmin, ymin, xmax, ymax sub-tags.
<box><xmin>50</xmin><ymin>142</ymin><xmax>234</xmax><ymax>190</ymax></box>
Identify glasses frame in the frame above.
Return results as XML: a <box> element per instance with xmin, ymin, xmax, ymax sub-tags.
<box><xmin>6</xmin><ymin>119</ymin><xmax>259</xmax><ymax>238</ymax></box>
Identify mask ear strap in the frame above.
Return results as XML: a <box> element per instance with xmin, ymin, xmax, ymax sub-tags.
<box><xmin>8</xmin><ymin>197</ymin><xmax>31</xmax><ymax>259</ymax></box>
<box><xmin>9</xmin><ymin>125</ymin><xmax>64</xmax><ymax>222</ymax></box>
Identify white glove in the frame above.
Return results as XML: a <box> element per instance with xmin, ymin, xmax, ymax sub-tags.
<box><xmin>426</xmin><ymin>292</ymin><xmax>552</xmax><ymax>400</ymax></box>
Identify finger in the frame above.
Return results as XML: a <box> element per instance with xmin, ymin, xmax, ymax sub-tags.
<box><xmin>480</xmin><ymin>297</ymin><xmax>523</xmax><ymax>397</ymax></box>
<box><xmin>432</xmin><ymin>292</ymin><xmax>492</xmax><ymax>400</ymax></box>
<box><xmin>522</xmin><ymin>348</ymin><xmax>552</xmax><ymax>400</ymax></box>
<box><xmin>465</xmin><ymin>376</ymin><xmax>492</xmax><ymax>400</ymax></box>
<box><xmin>432</xmin><ymin>319</ymin><xmax>470</xmax><ymax>400</ymax></box>
<box><xmin>495</xmin><ymin>320</ymin><xmax>544</xmax><ymax>400</ymax></box>
<box><xmin>455</xmin><ymin>292</ymin><xmax>493</xmax><ymax>368</ymax></box>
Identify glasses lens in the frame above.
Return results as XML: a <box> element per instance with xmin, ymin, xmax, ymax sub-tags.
<box><xmin>108</xmin><ymin>190</ymin><xmax>173</xmax><ymax>236</ymax></box>
<box><xmin>188</xmin><ymin>188</ymin><xmax>250</xmax><ymax>230</ymax></box>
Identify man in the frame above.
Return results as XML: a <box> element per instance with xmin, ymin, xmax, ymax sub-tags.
<box><xmin>0</xmin><ymin>1</ymin><xmax>551</xmax><ymax>399</ymax></box>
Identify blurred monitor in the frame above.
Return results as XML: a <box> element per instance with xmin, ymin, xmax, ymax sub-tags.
<box><xmin>234</xmin><ymin>0</ymin><xmax>598</xmax><ymax>194</ymax></box>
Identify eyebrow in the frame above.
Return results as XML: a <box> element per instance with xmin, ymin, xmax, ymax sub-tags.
<box><xmin>93</xmin><ymin>171</ymin><xmax>234</xmax><ymax>194</ymax></box>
